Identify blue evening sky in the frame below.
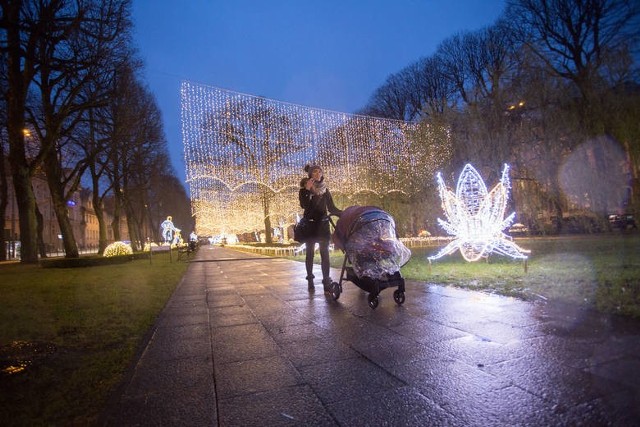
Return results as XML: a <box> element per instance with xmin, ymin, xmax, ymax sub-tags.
<box><xmin>131</xmin><ymin>0</ymin><xmax>506</xmax><ymax>183</ymax></box>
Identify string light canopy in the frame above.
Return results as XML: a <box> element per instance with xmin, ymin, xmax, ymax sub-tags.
<box><xmin>181</xmin><ymin>81</ymin><xmax>447</xmax><ymax>237</ymax></box>
<box><xmin>428</xmin><ymin>163</ymin><xmax>531</xmax><ymax>262</ymax></box>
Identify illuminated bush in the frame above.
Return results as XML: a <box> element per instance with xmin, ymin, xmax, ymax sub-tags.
<box><xmin>103</xmin><ymin>241</ymin><xmax>133</xmax><ymax>257</ymax></box>
<box><xmin>143</xmin><ymin>242</ymin><xmax>159</xmax><ymax>252</ymax></box>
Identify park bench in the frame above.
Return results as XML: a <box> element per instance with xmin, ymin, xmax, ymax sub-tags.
<box><xmin>177</xmin><ymin>242</ymin><xmax>197</xmax><ymax>261</ymax></box>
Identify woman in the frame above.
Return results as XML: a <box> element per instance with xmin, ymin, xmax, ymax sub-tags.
<box><xmin>299</xmin><ymin>164</ymin><xmax>342</xmax><ymax>292</ymax></box>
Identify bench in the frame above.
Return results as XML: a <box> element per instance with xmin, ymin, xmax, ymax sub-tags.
<box><xmin>177</xmin><ymin>242</ymin><xmax>197</xmax><ymax>261</ymax></box>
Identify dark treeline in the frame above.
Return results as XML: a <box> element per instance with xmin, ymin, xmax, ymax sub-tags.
<box><xmin>359</xmin><ymin>0</ymin><xmax>640</xmax><ymax>236</ymax></box>
<box><xmin>0</xmin><ymin>0</ymin><xmax>191</xmax><ymax>262</ymax></box>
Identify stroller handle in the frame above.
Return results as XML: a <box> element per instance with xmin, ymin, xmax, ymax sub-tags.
<box><xmin>327</xmin><ymin>214</ymin><xmax>339</xmax><ymax>228</ymax></box>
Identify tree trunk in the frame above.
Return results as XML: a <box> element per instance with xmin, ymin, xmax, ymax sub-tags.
<box><xmin>10</xmin><ymin>167</ymin><xmax>39</xmax><ymax>263</ymax></box>
<box><xmin>111</xmin><ymin>190</ymin><xmax>122</xmax><ymax>241</ymax></box>
<box><xmin>0</xmin><ymin>144</ymin><xmax>7</xmax><ymax>261</ymax></box>
<box><xmin>262</xmin><ymin>191</ymin><xmax>272</xmax><ymax>244</ymax></box>
<box><xmin>125</xmin><ymin>201</ymin><xmax>140</xmax><ymax>251</ymax></box>
<box><xmin>91</xmin><ymin>190</ymin><xmax>108</xmax><ymax>254</ymax></box>
<box><xmin>42</xmin><ymin>153</ymin><xmax>79</xmax><ymax>258</ymax></box>
<box><xmin>35</xmin><ymin>204</ymin><xmax>47</xmax><ymax>258</ymax></box>
<box><xmin>5</xmin><ymin>0</ymin><xmax>39</xmax><ymax>263</ymax></box>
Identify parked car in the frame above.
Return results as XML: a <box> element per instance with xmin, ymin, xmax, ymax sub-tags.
<box><xmin>508</xmin><ymin>223</ymin><xmax>529</xmax><ymax>236</ymax></box>
<box><xmin>608</xmin><ymin>214</ymin><xmax>637</xmax><ymax>231</ymax></box>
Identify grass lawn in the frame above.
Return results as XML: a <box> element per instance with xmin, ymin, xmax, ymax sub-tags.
<box><xmin>303</xmin><ymin>233</ymin><xmax>640</xmax><ymax>318</ymax></box>
<box><xmin>0</xmin><ymin>252</ymin><xmax>188</xmax><ymax>425</ymax></box>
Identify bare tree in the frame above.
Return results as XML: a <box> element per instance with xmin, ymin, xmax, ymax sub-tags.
<box><xmin>30</xmin><ymin>0</ymin><xmax>131</xmax><ymax>258</ymax></box>
<box><xmin>506</xmin><ymin>0</ymin><xmax>640</xmax><ymax>126</ymax></box>
<box><xmin>1</xmin><ymin>0</ymin><xmax>131</xmax><ymax>260</ymax></box>
<box><xmin>360</xmin><ymin>71</ymin><xmax>414</xmax><ymax>121</ymax></box>
<box><xmin>0</xmin><ymin>97</ymin><xmax>7</xmax><ymax>261</ymax></box>
<box><xmin>97</xmin><ymin>62</ymin><xmax>171</xmax><ymax>250</ymax></box>
<box><xmin>0</xmin><ymin>0</ymin><xmax>41</xmax><ymax>262</ymax></box>
<box><xmin>411</xmin><ymin>56</ymin><xmax>457</xmax><ymax>119</ymax></box>
<box><xmin>202</xmin><ymin>96</ymin><xmax>305</xmax><ymax>244</ymax></box>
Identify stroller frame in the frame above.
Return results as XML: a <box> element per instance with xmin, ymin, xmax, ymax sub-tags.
<box><xmin>328</xmin><ymin>212</ymin><xmax>407</xmax><ymax>309</ymax></box>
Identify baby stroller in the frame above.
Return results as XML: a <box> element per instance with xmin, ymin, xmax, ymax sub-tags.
<box><xmin>329</xmin><ymin>206</ymin><xmax>411</xmax><ymax>309</ymax></box>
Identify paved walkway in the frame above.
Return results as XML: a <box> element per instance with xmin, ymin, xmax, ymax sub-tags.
<box><xmin>102</xmin><ymin>245</ymin><xmax>640</xmax><ymax>426</ymax></box>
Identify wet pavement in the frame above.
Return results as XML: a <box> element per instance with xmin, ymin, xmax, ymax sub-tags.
<box><xmin>102</xmin><ymin>245</ymin><xmax>640</xmax><ymax>426</ymax></box>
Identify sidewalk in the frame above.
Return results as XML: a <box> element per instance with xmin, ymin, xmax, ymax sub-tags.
<box><xmin>102</xmin><ymin>245</ymin><xmax>640</xmax><ymax>426</ymax></box>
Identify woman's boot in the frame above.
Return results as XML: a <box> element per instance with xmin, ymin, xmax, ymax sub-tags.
<box><xmin>306</xmin><ymin>275</ymin><xmax>315</xmax><ymax>291</ymax></box>
<box><xmin>322</xmin><ymin>277</ymin><xmax>333</xmax><ymax>294</ymax></box>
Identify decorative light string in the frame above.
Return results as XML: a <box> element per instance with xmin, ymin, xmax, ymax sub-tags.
<box><xmin>428</xmin><ymin>164</ymin><xmax>531</xmax><ymax>262</ymax></box>
<box><xmin>181</xmin><ymin>81</ymin><xmax>448</xmax><ymax>236</ymax></box>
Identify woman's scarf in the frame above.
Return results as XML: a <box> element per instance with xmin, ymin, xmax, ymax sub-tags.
<box><xmin>310</xmin><ymin>179</ymin><xmax>327</xmax><ymax>196</ymax></box>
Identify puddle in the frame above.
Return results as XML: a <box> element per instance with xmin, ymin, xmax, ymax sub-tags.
<box><xmin>0</xmin><ymin>340</ymin><xmax>57</xmax><ymax>376</ymax></box>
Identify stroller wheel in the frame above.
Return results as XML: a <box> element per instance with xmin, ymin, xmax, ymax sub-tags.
<box><xmin>393</xmin><ymin>290</ymin><xmax>405</xmax><ymax>305</ymax></box>
<box><xmin>330</xmin><ymin>282</ymin><xmax>341</xmax><ymax>300</ymax></box>
<box><xmin>367</xmin><ymin>293</ymin><xmax>379</xmax><ymax>309</ymax></box>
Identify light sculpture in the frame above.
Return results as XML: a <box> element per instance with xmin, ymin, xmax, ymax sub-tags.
<box><xmin>181</xmin><ymin>81</ymin><xmax>447</xmax><ymax>236</ymax></box>
<box><xmin>103</xmin><ymin>241</ymin><xmax>133</xmax><ymax>257</ymax></box>
<box><xmin>160</xmin><ymin>216</ymin><xmax>178</xmax><ymax>244</ymax></box>
<box><xmin>428</xmin><ymin>164</ymin><xmax>530</xmax><ymax>262</ymax></box>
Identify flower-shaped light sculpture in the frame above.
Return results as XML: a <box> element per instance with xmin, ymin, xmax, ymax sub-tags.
<box><xmin>428</xmin><ymin>163</ymin><xmax>530</xmax><ymax>262</ymax></box>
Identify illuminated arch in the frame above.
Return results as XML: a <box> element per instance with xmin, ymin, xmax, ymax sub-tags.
<box><xmin>181</xmin><ymin>81</ymin><xmax>448</xmax><ymax>236</ymax></box>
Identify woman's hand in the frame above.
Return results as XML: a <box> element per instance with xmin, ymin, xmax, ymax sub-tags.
<box><xmin>305</xmin><ymin>178</ymin><xmax>314</xmax><ymax>191</ymax></box>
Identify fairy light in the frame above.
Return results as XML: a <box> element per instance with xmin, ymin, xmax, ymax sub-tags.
<box><xmin>428</xmin><ymin>163</ymin><xmax>531</xmax><ymax>262</ymax></box>
<box><xmin>181</xmin><ymin>81</ymin><xmax>448</xmax><ymax>236</ymax></box>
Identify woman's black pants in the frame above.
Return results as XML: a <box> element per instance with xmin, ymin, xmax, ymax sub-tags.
<box><xmin>305</xmin><ymin>239</ymin><xmax>330</xmax><ymax>282</ymax></box>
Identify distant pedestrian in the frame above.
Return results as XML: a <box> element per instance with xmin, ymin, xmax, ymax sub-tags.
<box><xmin>298</xmin><ymin>164</ymin><xmax>342</xmax><ymax>292</ymax></box>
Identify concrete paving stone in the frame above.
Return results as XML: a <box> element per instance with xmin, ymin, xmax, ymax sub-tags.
<box><xmin>286</xmin><ymin>295</ymin><xmax>346</xmax><ymax>318</ymax></box>
<box><xmin>469</xmin><ymin>384</ymin><xmax>560</xmax><ymax>426</ymax></box>
<box><xmin>217</xmin><ymin>384</ymin><xmax>336</xmax><ymax>426</ymax></box>
<box><xmin>509</xmin><ymin>333</ymin><xmax>629</xmax><ymax>371</ymax></box>
<box><xmin>483</xmin><ymin>352</ymin><xmax>630</xmax><ymax>408</ymax></box>
<box><xmin>267</xmin><ymin>320</ymin><xmax>336</xmax><ymax>344</ymax></box>
<box><xmin>587</xmin><ymin>357</ymin><xmax>640</xmax><ymax>389</ymax></box>
<box><xmin>278</xmin><ymin>336</ymin><xmax>360</xmax><ymax>368</ymax></box>
<box><xmin>204</xmin><ymin>291</ymin><xmax>247</xmax><ymax>309</ymax></box>
<box><xmin>211</xmin><ymin>323</ymin><xmax>280</xmax><ymax>363</ymax></box>
<box><xmin>299</xmin><ymin>357</ymin><xmax>406</xmax><ymax>404</ymax></box>
<box><xmin>451</xmin><ymin>317</ymin><xmax>541</xmax><ymax>345</ymax></box>
<box><xmin>154</xmin><ymin>322</ymin><xmax>210</xmax><ymax>341</ymax></box>
<box><xmin>609</xmin><ymin>334</ymin><xmax>640</xmax><ymax>359</ymax></box>
<box><xmin>142</xmin><ymin>327</ymin><xmax>211</xmax><ymax>362</ymax></box>
<box><xmin>214</xmin><ymin>355</ymin><xmax>303</xmax><ymax>399</ymax></box>
<box><xmin>234</xmin><ymin>284</ymin><xmax>271</xmax><ymax>296</ymax></box>
<box><xmin>208</xmin><ymin>304</ymin><xmax>258</xmax><ymax>328</ymax></box>
<box><xmin>360</xmin><ymin>306</ymin><xmax>417</xmax><ymax>329</ymax></box>
<box><xmin>255</xmin><ymin>310</ymin><xmax>316</xmax><ymax>332</ymax></box>
<box><xmin>388</xmin><ymin>315</ymin><xmax>473</xmax><ymax>344</ymax></box>
<box><xmin>350</xmin><ymin>333</ymin><xmax>438</xmax><ymax>369</ymax></box>
<box><xmin>308</xmin><ymin>311</ymin><xmax>383</xmax><ymax>342</ymax></box>
<box><xmin>242</xmin><ymin>293</ymin><xmax>292</xmax><ymax>315</ymax></box>
<box><xmin>206</xmin><ymin>287</ymin><xmax>241</xmax><ymax>298</ymax></box>
<box><xmin>123</xmin><ymin>355</ymin><xmax>213</xmax><ymax>398</ymax></box>
<box><xmin>389</xmin><ymin>357</ymin><xmax>511</xmax><ymax>398</ymax></box>
<box><xmin>326</xmin><ymin>386</ymin><xmax>458</xmax><ymax>427</ymax></box>
<box><xmin>104</xmin><ymin>387</ymin><xmax>216</xmax><ymax>426</ymax></box>
<box><xmin>155</xmin><ymin>309</ymin><xmax>209</xmax><ymax>329</ymax></box>
<box><xmin>559</xmin><ymin>391</ymin><xmax>640</xmax><ymax>425</ymax></box>
<box><xmin>423</xmin><ymin>333</ymin><xmax>528</xmax><ymax>367</ymax></box>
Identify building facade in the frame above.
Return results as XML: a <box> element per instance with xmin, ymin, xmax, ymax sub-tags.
<box><xmin>3</xmin><ymin>162</ymin><xmax>129</xmax><ymax>259</ymax></box>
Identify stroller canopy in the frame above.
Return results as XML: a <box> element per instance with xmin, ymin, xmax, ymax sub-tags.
<box><xmin>333</xmin><ymin>206</ymin><xmax>411</xmax><ymax>280</ymax></box>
